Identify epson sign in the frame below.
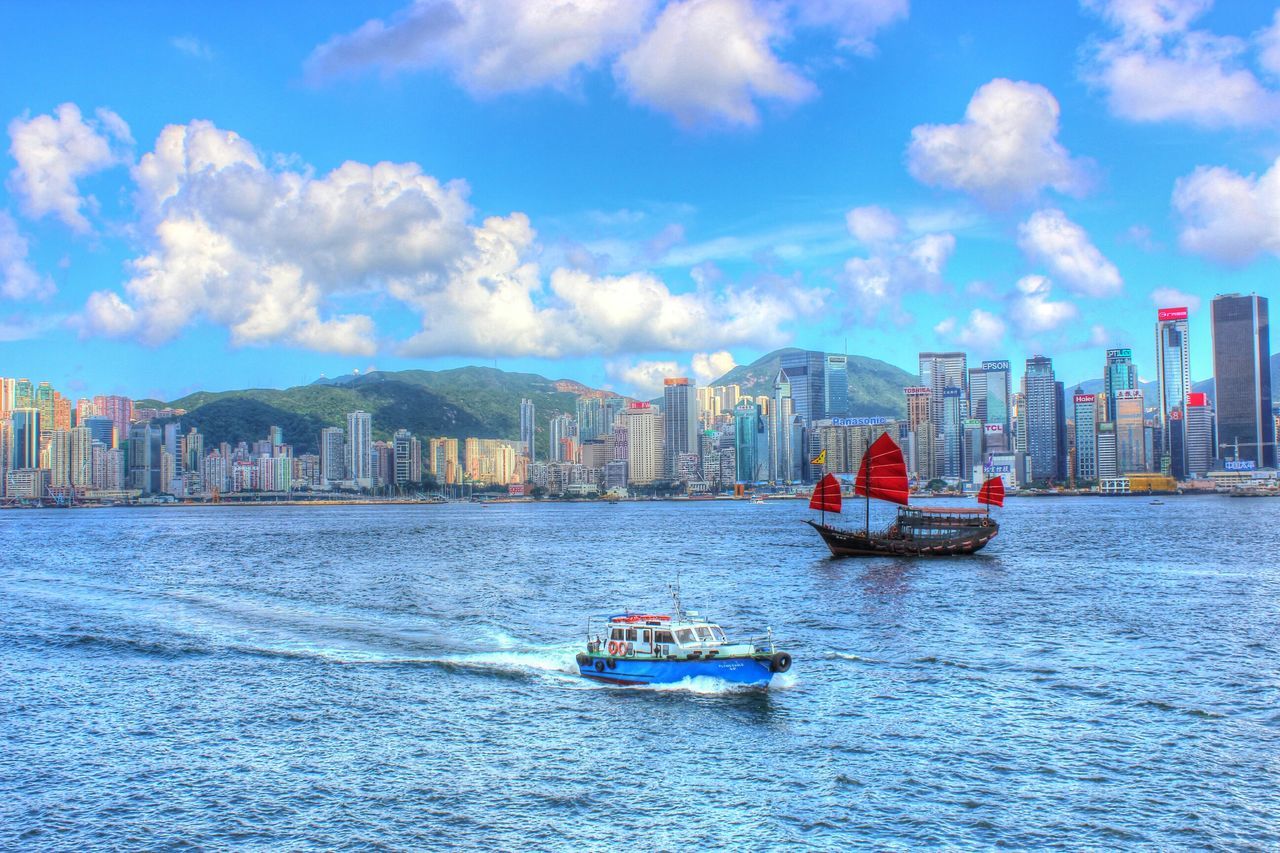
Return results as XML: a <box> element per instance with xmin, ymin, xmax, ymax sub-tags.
<box><xmin>981</xmin><ymin>360</ymin><xmax>1010</xmax><ymax>371</ymax></box>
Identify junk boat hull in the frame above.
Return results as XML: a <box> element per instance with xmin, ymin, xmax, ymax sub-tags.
<box><xmin>575</xmin><ymin>653</ymin><xmax>782</xmax><ymax>687</ymax></box>
<box><xmin>805</xmin><ymin>512</ymin><xmax>998</xmax><ymax>557</ymax></box>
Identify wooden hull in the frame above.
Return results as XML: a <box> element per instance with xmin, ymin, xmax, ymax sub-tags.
<box><xmin>805</xmin><ymin>518</ymin><xmax>998</xmax><ymax>557</ymax></box>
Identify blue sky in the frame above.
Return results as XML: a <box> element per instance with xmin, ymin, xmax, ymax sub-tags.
<box><xmin>2</xmin><ymin>0</ymin><xmax>1279</xmax><ymax>401</ymax></box>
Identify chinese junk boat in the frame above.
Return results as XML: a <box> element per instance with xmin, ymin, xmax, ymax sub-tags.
<box><xmin>804</xmin><ymin>433</ymin><xmax>1004</xmax><ymax>557</ymax></box>
<box><xmin>575</xmin><ymin>592</ymin><xmax>791</xmax><ymax>687</ymax></box>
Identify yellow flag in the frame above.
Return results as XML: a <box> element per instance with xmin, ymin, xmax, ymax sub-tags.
<box><xmin>810</xmin><ymin>449</ymin><xmax>826</xmax><ymax>465</ymax></box>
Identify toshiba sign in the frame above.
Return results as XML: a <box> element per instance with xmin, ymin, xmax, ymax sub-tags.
<box><xmin>1158</xmin><ymin>307</ymin><xmax>1188</xmax><ymax>321</ymax></box>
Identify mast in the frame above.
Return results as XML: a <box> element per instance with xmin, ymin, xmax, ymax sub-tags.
<box><xmin>864</xmin><ymin>443</ymin><xmax>870</xmax><ymax>533</ymax></box>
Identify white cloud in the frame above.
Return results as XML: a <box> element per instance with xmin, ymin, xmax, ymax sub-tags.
<box><xmin>1008</xmin><ymin>274</ymin><xmax>1078</xmax><ymax>335</ymax></box>
<box><xmin>605</xmin><ymin>358</ymin><xmax>683</xmax><ymax>398</ymax></box>
<box><xmin>306</xmin><ymin>0</ymin><xmax>657</xmax><ymax>94</ymax></box>
<box><xmin>171</xmin><ymin>35</ymin><xmax>214</xmax><ymax>60</ymax></box>
<box><xmin>1258</xmin><ymin>9</ymin><xmax>1280</xmax><ymax>77</ymax></box>
<box><xmin>840</xmin><ymin>223</ymin><xmax>955</xmax><ymax>323</ymax></box>
<box><xmin>614</xmin><ymin>0</ymin><xmax>814</xmax><ymax>127</ymax></box>
<box><xmin>1172</xmin><ymin>156</ymin><xmax>1280</xmax><ymax>264</ymax></box>
<box><xmin>845</xmin><ymin>204</ymin><xmax>900</xmax><ymax>245</ymax></box>
<box><xmin>792</xmin><ymin>0</ymin><xmax>908</xmax><ymax>55</ymax></box>
<box><xmin>1017</xmin><ymin>208</ymin><xmax>1123</xmax><ymax>297</ymax></box>
<box><xmin>1083</xmin><ymin>0</ymin><xmax>1280</xmax><ymax>128</ymax></box>
<box><xmin>7</xmin><ymin>103</ymin><xmax>131</xmax><ymax>232</ymax></box>
<box><xmin>906</xmin><ymin>78</ymin><xmax>1090</xmax><ymax>206</ymax></box>
<box><xmin>1150</xmin><ymin>286</ymin><xmax>1202</xmax><ymax>312</ymax></box>
<box><xmin>0</xmin><ymin>212</ymin><xmax>55</xmax><ymax>301</ymax></box>
<box><xmin>691</xmin><ymin>349</ymin><xmax>736</xmax><ymax>383</ymax></box>
<box><xmin>933</xmin><ymin>308</ymin><xmax>1006</xmax><ymax>348</ymax></box>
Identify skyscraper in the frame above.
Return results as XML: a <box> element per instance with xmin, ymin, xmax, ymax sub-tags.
<box><xmin>1103</xmin><ymin>348</ymin><xmax>1137</xmax><ymax>422</ymax></box>
<box><xmin>126</xmin><ymin>423</ymin><xmax>163</xmax><ymax>495</ymax></box>
<box><xmin>1114</xmin><ymin>389</ymin><xmax>1146</xmax><ymax>473</ymax></box>
<box><xmin>347</xmin><ymin>411</ymin><xmax>372</xmax><ymax>487</ymax></box>
<box><xmin>9</xmin><ymin>408</ymin><xmax>39</xmax><ymax>470</ymax></box>
<box><xmin>919</xmin><ymin>351</ymin><xmax>967</xmax><ymax>428</ymax></box>
<box><xmin>1155</xmin><ymin>306</ymin><xmax>1191</xmax><ymax>471</ymax></box>
<box><xmin>779</xmin><ymin>350</ymin><xmax>826</xmax><ymax>423</ymax></box>
<box><xmin>823</xmin><ymin>354</ymin><xmax>849</xmax><ymax>417</ymax></box>
<box><xmin>69</xmin><ymin>426</ymin><xmax>93</xmax><ymax>488</ymax></box>
<box><xmin>904</xmin><ymin>385</ymin><xmax>932</xmax><ymax>479</ymax></box>
<box><xmin>662</xmin><ymin>378</ymin><xmax>698</xmax><ymax>479</ymax></box>
<box><xmin>319</xmin><ymin>427</ymin><xmax>345</xmax><ymax>483</ymax></box>
<box><xmin>393</xmin><ymin>429</ymin><xmax>414</xmax><ymax>487</ymax></box>
<box><xmin>1073</xmin><ymin>392</ymin><xmax>1097</xmax><ymax>481</ymax></box>
<box><xmin>733</xmin><ymin>400</ymin><xmax>760</xmax><ymax>484</ymax></box>
<box><xmin>519</xmin><ymin>398</ymin><xmax>536</xmax><ymax>460</ymax></box>
<box><xmin>549</xmin><ymin>413</ymin><xmax>575</xmax><ymax>463</ymax></box>
<box><xmin>1211</xmin><ymin>293</ymin><xmax>1274</xmax><ymax>467</ymax></box>
<box><xmin>941</xmin><ymin>386</ymin><xmax>965</xmax><ymax>479</ymax></box>
<box><xmin>1184</xmin><ymin>392</ymin><xmax>1214</xmax><ymax>477</ymax></box>
<box><xmin>1022</xmin><ymin>356</ymin><xmax>1060</xmax><ymax>483</ymax></box>
<box><xmin>619</xmin><ymin>403</ymin><xmax>657</xmax><ymax>484</ymax></box>
<box><xmin>94</xmin><ymin>395</ymin><xmax>132</xmax><ymax>447</ymax></box>
<box><xmin>975</xmin><ymin>360</ymin><xmax>1012</xmax><ymax>433</ymax></box>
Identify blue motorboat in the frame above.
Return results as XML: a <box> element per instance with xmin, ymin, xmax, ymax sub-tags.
<box><xmin>575</xmin><ymin>592</ymin><xmax>791</xmax><ymax>687</ymax></box>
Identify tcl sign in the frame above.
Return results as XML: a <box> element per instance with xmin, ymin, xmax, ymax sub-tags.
<box><xmin>1158</xmin><ymin>307</ymin><xmax>1188</xmax><ymax>321</ymax></box>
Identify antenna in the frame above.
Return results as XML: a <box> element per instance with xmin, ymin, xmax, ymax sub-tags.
<box><xmin>669</xmin><ymin>571</ymin><xmax>684</xmax><ymax>620</ymax></box>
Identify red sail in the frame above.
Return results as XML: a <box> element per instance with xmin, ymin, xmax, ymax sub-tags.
<box><xmin>853</xmin><ymin>433</ymin><xmax>910</xmax><ymax>506</ymax></box>
<box><xmin>809</xmin><ymin>473</ymin><xmax>842</xmax><ymax>513</ymax></box>
<box><xmin>977</xmin><ymin>476</ymin><xmax>1005</xmax><ymax>508</ymax></box>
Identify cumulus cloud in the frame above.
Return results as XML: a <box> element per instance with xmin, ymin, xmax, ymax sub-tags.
<box><xmin>0</xmin><ymin>212</ymin><xmax>55</xmax><ymax>300</ymax></box>
<box><xmin>933</xmin><ymin>308</ymin><xmax>1006</xmax><ymax>348</ymax></box>
<box><xmin>1150</xmin><ymin>286</ymin><xmax>1201</xmax><ymax>312</ymax></box>
<box><xmin>1172</xmin><ymin>157</ymin><xmax>1280</xmax><ymax>264</ymax></box>
<box><xmin>7</xmin><ymin>103</ymin><xmax>132</xmax><ymax>232</ymax></box>
<box><xmin>306</xmin><ymin>0</ymin><xmax>657</xmax><ymax>93</ymax></box>
<box><xmin>1082</xmin><ymin>0</ymin><xmax>1280</xmax><ymax>128</ymax></box>
<box><xmin>691</xmin><ymin>349</ymin><xmax>736</xmax><ymax>384</ymax></box>
<box><xmin>840</xmin><ymin>215</ymin><xmax>955</xmax><ymax>324</ymax></box>
<box><xmin>791</xmin><ymin>0</ymin><xmax>908</xmax><ymax>55</ymax></box>
<box><xmin>615</xmin><ymin>0</ymin><xmax>814</xmax><ymax>127</ymax></box>
<box><xmin>171</xmin><ymin>35</ymin><xmax>214</xmax><ymax>60</ymax></box>
<box><xmin>605</xmin><ymin>358</ymin><xmax>683</xmax><ymax>397</ymax></box>
<box><xmin>1017</xmin><ymin>208</ymin><xmax>1123</xmax><ymax>297</ymax></box>
<box><xmin>906</xmin><ymin>78</ymin><xmax>1090</xmax><ymax>207</ymax></box>
<box><xmin>1008</xmin><ymin>274</ymin><xmax>1078</xmax><ymax>335</ymax></box>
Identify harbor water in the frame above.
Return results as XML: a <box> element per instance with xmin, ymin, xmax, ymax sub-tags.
<box><xmin>3</xmin><ymin>496</ymin><xmax>1279</xmax><ymax>848</ymax></box>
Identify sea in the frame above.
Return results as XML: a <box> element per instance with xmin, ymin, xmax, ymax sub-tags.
<box><xmin>3</xmin><ymin>495</ymin><xmax>1279</xmax><ymax>849</ymax></box>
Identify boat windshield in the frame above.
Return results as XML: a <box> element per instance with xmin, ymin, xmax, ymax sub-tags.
<box><xmin>675</xmin><ymin>628</ymin><xmax>696</xmax><ymax>645</ymax></box>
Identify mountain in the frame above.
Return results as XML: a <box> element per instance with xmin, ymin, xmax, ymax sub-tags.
<box><xmin>156</xmin><ymin>367</ymin><xmax>608</xmax><ymax>456</ymax></box>
<box><xmin>1068</xmin><ymin>354</ymin><xmax>1280</xmax><ymax>407</ymax></box>
<box><xmin>709</xmin><ymin>348</ymin><xmax>915</xmax><ymax>418</ymax></box>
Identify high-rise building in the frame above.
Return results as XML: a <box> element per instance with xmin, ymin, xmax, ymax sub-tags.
<box><xmin>48</xmin><ymin>430</ymin><xmax>72</xmax><ymax>487</ymax></box>
<box><xmin>94</xmin><ymin>395</ymin><xmax>132</xmax><ymax>447</ymax></box>
<box><xmin>320</xmin><ymin>427</ymin><xmax>345</xmax><ymax>483</ymax></box>
<box><xmin>1073</xmin><ymin>392</ymin><xmax>1097</xmax><ymax>481</ymax></box>
<box><xmin>69</xmin><ymin>426</ymin><xmax>93</xmax><ymax>488</ymax></box>
<box><xmin>919</xmin><ymin>351</ymin><xmax>967</xmax><ymax>428</ymax></box>
<box><xmin>662</xmin><ymin>378</ymin><xmax>698</xmax><ymax>479</ymax></box>
<box><xmin>576</xmin><ymin>397</ymin><xmax>605</xmax><ymax>442</ymax></box>
<box><xmin>1022</xmin><ymin>356</ymin><xmax>1060</xmax><ymax>483</ymax></box>
<box><xmin>941</xmin><ymin>386</ymin><xmax>965</xmax><ymax>479</ymax></box>
<box><xmin>1103</xmin><ymin>348</ymin><xmax>1137</xmax><ymax>422</ymax></box>
<box><xmin>619</xmin><ymin>403</ymin><xmax>657</xmax><ymax>484</ymax></box>
<box><xmin>779</xmin><ymin>350</ymin><xmax>826</xmax><ymax>423</ymax></box>
<box><xmin>428</xmin><ymin>437</ymin><xmax>460</xmax><ymax>485</ymax></box>
<box><xmin>9</xmin><ymin>408</ymin><xmax>39</xmax><ymax>470</ymax></box>
<box><xmin>823</xmin><ymin>354</ymin><xmax>849</xmax><ymax>417</ymax></box>
<box><xmin>1155</xmin><ymin>306</ymin><xmax>1192</xmax><ymax>471</ymax></box>
<box><xmin>769</xmin><ymin>373</ymin><xmax>796</xmax><ymax>483</ymax></box>
<box><xmin>393</xmin><ymin>429</ymin><xmax>414</xmax><ymax>487</ymax></box>
<box><xmin>974</xmin><ymin>360</ymin><xmax>1012</xmax><ymax>433</ymax></box>
<box><xmin>549</xmin><ymin>413</ymin><xmax>576</xmax><ymax>463</ymax></box>
<box><xmin>0</xmin><ymin>377</ymin><xmax>14</xmax><ymax>417</ymax></box>
<box><xmin>347</xmin><ymin>411</ymin><xmax>372</xmax><ymax>487</ymax></box>
<box><xmin>1184</xmin><ymin>392</ymin><xmax>1214</xmax><ymax>477</ymax></box>
<box><xmin>1211</xmin><ymin>293</ymin><xmax>1274</xmax><ymax>467</ymax></box>
<box><xmin>83</xmin><ymin>415</ymin><xmax>115</xmax><ymax>449</ymax></box>
<box><xmin>1096</xmin><ymin>422</ymin><xmax>1118</xmax><ymax>479</ymax></box>
<box><xmin>519</xmin><ymin>398</ymin><xmax>536</xmax><ymax>460</ymax></box>
<box><xmin>126</xmin><ymin>423</ymin><xmax>162</xmax><ymax>494</ymax></box>
<box><xmin>903</xmin><ymin>385</ymin><xmax>932</xmax><ymax>479</ymax></box>
<box><xmin>1115</xmin><ymin>389</ymin><xmax>1146</xmax><ymax>473</ymax></box>
<box><xmin>733</xmin><ymin>400</ymin><xmax>761</xmax><ymax>484</ymax></box>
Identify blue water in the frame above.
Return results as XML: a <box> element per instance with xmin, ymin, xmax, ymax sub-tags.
<box><xmin>3</xmin><ymin>496</ymin><xmax>1279</xmax><ymax>848</ymax></box>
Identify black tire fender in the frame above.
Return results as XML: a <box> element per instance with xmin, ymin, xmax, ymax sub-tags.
<box><xmin>769</xmin><ymin>652</ymin><xmax>792</xmax><ymax>673</ymax></box>
<box><xmin>606</xmin><ymin>658</ymin><xmax>617</xmax><ymax>670</ymax></box>
<box><xmin>594</xmin><ymin>659</ymin><xmax>605</xmax><ymax>673</ymax></box>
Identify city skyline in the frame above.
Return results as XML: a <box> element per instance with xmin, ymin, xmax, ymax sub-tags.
<box><xmin>4</xmin><ymin>3</ymin><xmax>1280</xmax><ymax>400</ymax></box>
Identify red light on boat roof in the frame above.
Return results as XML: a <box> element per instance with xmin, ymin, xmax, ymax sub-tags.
<box><xmin>611</xmin><ymin>613</ymin><xmax>671</xmax><ymax>623</ymax></box>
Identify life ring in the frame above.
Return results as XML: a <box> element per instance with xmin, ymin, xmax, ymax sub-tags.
<box><xmin>607</xmin><ymin>640</ymin><xmax>619</xmax><ymax>655</ymax></box>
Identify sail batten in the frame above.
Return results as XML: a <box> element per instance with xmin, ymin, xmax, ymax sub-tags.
<box><xmin>809</xmin><ymin>473</ymin><xmax>842</xmax><ymax>513</ymax></box>
<box><xmin>976</xmin><ymin>476</ymin><xmax>1005</xmax><ymax>508</ymax></box>
<box><xmin>852</xmin><ymin>433</ymin><xmax>910</xmax><ymax>507</ymax></box>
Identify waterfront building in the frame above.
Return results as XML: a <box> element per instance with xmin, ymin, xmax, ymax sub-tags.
<box><xmin>1155</xmin><ymin>306</ymin><xmax>1192</xmax><ymax>472</ymax></box>
<box><xmin>1021</xmin><ymin>356</ymin><xmax>1061</xmax><ymax>483</ymax></box>
<box><xmin>1103</xmin><ymin>348</ymin><xmax>1137</xmax><ymax>422</ymax></box>
<box><xmin>48</xmin><ymin>430</ymin><xmax>71</xmax><ymax>487</ymax></box>
<box><xmin>93</xmin><ymin>442</ymin><xmax>126</xmax><ymax>491</ymax></box>
<box><xmin>1115</xmin><ymin>389</ymin><xmax>1145</xmax><ymax>473</ymax></box>
<box><xmin>428</xmin><ymin>437</ymin><xmax>460</xmax><ymax>485</ymax></box>
<box><xmin>1184</xmin><ymin>392</ymin><xmax>1215</xmax><ymax>477</ymax></box>
<box><xmin>519</xmin><ymin>398</ymin><xmax>536</xmax><ymax>460</ymax></box>
<box><xmin>733</xmin><ymin>400</ymin><xmax>761</xmax><ymax>484</ymax></box>
<box><xmin>1073</xmin><ymin>392</ymin><xmax>1097</xmax><ymax>481</ymax></box>
<box><xmin>320</xmin><ymin>427</ymin><xmax>346</xmax><ymax>483</ymax></box>
<box><xmin>549</xmin><ymin>413</ymin><xmax>575</xmax><ymax>463</ymax></box>
<box><xmin>601</xmin><ymin>396</ymin><xmax>626</xmax><ymax>435</ymax></box>
<box><xmin>619</xmin><ymin>403</ymin><xmax>657</xmax><ymax>484</ymax></box>
<box><xmin>69</xmin><ymin>426</ymin><xmax>93</xmax><ymax>488</ymax></box>
<box><xmin>603</xmin><ymin>459</ymin><xmax>628</xmax><ymax>491</ymax></box>
<box><xmin>963</xmin><ymin>419</ymin><xmax>984</xmax><ymax>484</ymax></box>
<box><xmin>940</xmin><ymin>387</ymin><xmax>965</xmax><ymax>479</ymax></box>
<box><xmin>919</xmin><ymin>351</ymin><xmax>967</xmax><ymax>429</ymax></box>
<box><xmin>824</xmin><ymin>354</ymin><xmax>849</xmax><ymax>417</ymax></box>
<box><xmin>976</xmin><ymin>360</ymin><xmax>1012</xmax><ymax>433</ymax></box>
<box><xmin>393</xmin><ymin>429</ymin><xmax>414</xmax><ymax>487</ymax></box>
<box><xmin>347</xmin><ymin>411</ymin><xmax>372</xmax><ymax>488</ymax></box>
<box><xmin>779</xmin><ymin>350</ymin><xmax>826</xmax><ymax>423</ymax></box>
<box><xmin>93</xmin><ymin>396</ymin><xmax>133</xmax><ymax>448</ymax></box>
<box><xmin>810</xmin><ymin>419</ymin><xmax>898</xmax><ymax>477</ymax></box>
<box><xmin>576</xmin><ymin>397</ymin><xmax>605</xmax><ymax>443</ymax></box>
<box><xmin>6</xmin><ymin>468</ymin><xmax>46</xmax><ymax>499</ymax></box>
<box><xmin>662</xmin><ymin>378</ymin><xmax>698</xmax><ymax>479</ymax></box>
<box><xmin>9</xmin><ymin>408</ymin><xmax>39</xmax><ymax>470</ymax></box>
<box><xmin>1096</xmin><ymin>422</ymin><xmax>1118</xmax><ymax>479</ymax></box>
<box><xmin>1211</xmin><ymin>293</ymin><xmax>1274</xmax><ymax>467</ymax></box>
<box><xmin>182</xmin><ymin>428</ymin><xmax>204</xmax><ymax>479</ymax></box>
<box><xmin>126</xmin><ymin>423</ymin><xmax>162</xmax><ymax>495</ymax></box>
<box><xmin>768</xmin><ymin>372</ymin><xmax>795</xmax><ymax>483</ymax></box>
<box><xmin>903</xmin><ymin>385</ymin><xmax>933</xmax><ymax>480</ymax></box>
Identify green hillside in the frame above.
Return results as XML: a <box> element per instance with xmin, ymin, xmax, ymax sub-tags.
<box><xmin>710</xmin><ymin>348</ymin><xmax>914</xmax><ymax>418</ymax></box>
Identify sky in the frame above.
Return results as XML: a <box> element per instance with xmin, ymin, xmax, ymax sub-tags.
<box><xmin>1</xmin><ymin>0</ymin><xmax>1279</xmax><ymax>402</ymax></box>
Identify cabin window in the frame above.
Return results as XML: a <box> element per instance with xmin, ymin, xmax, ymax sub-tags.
<box><xmin>656</xmin><ymin>631</ymin><xmax>674</xmax><ymax>644</ymax></box>
<box><xmin>611</xmin><ymin>628</ymin><xmax>624</xmax><ymax>641</ymax></box>
<box><xmin>710</xmin><ymin>627</ymin><xmax>726</xmax><ymax>643</ymax></box>
<box><xmin>675</xmin><ymin>628</ymin><xmax>695</xmax><ymax>645</ymax></box>
<box><xmin>695</xmin><ymin>626</ymin><xmax>713</xmax><ymax>641</ymax></box>
<box><xmin>626</xmin><ymin>628</ymin><xmax>637</xmax><ymax>642</ymax></box>
<box><xmin>642</xmin><ymin>629</ymin><xmax>652</xmax><ymax>644</ymax></box>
